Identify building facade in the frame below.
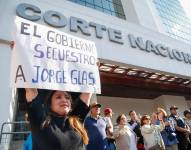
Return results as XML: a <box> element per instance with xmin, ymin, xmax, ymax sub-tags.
<box><xmin>0</xmin><ymin>0</ymin><xmax>191</xmax><ymax>148</ymax></box>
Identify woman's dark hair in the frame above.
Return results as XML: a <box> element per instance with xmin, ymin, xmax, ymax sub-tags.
<box><xmin>141</xmin><ymin>115</ymin><xmax>151</xmax><ymax>126</ymax></box>
<box><xmin>42</xmin><ymin>90</ymin><xmax>89</xmax><ymax>145</ymax></box>
<box><xmin>45</xmin><ymin>90</ymin><xmax>57</xmax><ymax>110</ymax></box>
<box><xmin>116</xmin><ymin>114</ymin><xmax>125</xmax><ymax>125</ymax></box>
<box><xmin>42</xmin><ymin>90</ymin><xmax>72</xmax><ymax>127</ymax></box>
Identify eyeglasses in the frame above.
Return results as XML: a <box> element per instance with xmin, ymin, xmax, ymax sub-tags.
<box><xmin>144</xmin><ymin>118</ymin><xmax>150</xmax><ymax>120</ymax></box>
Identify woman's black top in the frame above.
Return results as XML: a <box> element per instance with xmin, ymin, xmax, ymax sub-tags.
<box><xmin>27</xmin><ymin>95</ymin><xmax>90</xmax><ymax>150</ymax></box>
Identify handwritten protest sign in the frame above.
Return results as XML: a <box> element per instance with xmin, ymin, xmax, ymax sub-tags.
<box><xmin>10</xmin><ymin>17</ymin><xmax>101</xmax><ymax>94</ymax></box>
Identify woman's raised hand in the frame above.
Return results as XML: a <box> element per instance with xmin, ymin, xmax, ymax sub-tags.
<box><xmin>80</xmin><ymin>93</ymin><xmax>92</xmax><ymax>106</ymax></box>
<box><xmin>25</xmin><ymin>88</ymin><xmax>38</xmax><ymax>102</ymax></box>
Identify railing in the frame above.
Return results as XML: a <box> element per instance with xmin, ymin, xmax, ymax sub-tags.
<box><xmin>0</xmin><ymin>121</ymin><xmax>30</xmax><ymax>150</ymax></box>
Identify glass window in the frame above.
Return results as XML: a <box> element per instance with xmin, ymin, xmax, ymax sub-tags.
<box><xmin>86</xmin><ymin>0</ymin><xmax>93</xmax><ymax>3</ymax></box>
<box><xmin>94</xmin><ymin>0</ymin><xmax>102</xmax><ymax>7</ymax></box>
<box><xmin>102</xmin><ymin>0</ymin><xmax>110</xmax><ymax>10</ymax></box>
<box><xmin>153</xmin><ymin>0</ymin><xmax>191</xmax><ymax>44</ymax></box>
<box><xmin>68</xmin><ymin>0</ymin><xmax>126</xmax><ymax>19</ymax></box>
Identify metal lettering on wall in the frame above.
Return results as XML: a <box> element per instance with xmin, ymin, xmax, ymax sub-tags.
<box><xmin>16</xmin><ymin>3</ymin><xmax>191</xmax><ymax>65</ymax></box>
<box><xmin>16</xmin><ymin>3</ymin><xmax>123</xmax><ymax>44</ymax></box>
<box><xmin>128</xmin><ymin>34</ymin><xmax>191</xmax><ymax>64</ymax></box>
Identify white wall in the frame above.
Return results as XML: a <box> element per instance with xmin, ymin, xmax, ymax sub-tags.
<box><xmin>98</xmin><ymin>95</ymin><xmax>191</xmax><ymax>124</ymax></box>
<box><xmin>186</xmin><ymin>100</ymin><xmax>191</xmax><ymax>109</ymax></box>
<box><xmin>122</xmin><ymin>0</ymin><xmax>164</xmax><ymax>33</ymax></box>
<box><xmin>0</xmin><ymin>0</ymin><xmax>19</xmax><ymax>133</ymax></box>
<box><xmin>121</xmin><ymin>0</ymin><xmax>140</xmax><ymax>24</ymax></box>
<box><xmin>0</xmin><ymin>44</ymin><xmax>14</xmax><ymax>128</ymax></box>
<box><xmin>97</xmin><ymin>96</ymin><xmax>155</xmax><ymax>124</ymax></box>
<box><xmin>154</xmin><ymin>95</ymin><xmax>189</xmax><ymax>117</ymax></box>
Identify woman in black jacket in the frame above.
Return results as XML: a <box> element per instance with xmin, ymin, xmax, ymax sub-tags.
<box><xmin>25</xmin><ymin>88</ymin><xmax>92</xmax><ymax>150</ymax></box>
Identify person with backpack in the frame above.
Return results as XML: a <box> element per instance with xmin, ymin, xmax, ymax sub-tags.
<box><xmin>155</xmin><ymin>108</ymin><xmax>178</xmax><ymax>150</ymax></box>
<box><xmin>128</xmin><ymin>110</ymin><xmax>144</xmax><ymax>150</ymax></box>
<box><xmin>169</xmin><ymin>106</ymin><xmax>191</xmax><ymax>150</ymax></box>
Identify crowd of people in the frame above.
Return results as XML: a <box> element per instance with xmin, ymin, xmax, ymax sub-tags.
<box><xmin>85</xmin><ymin>104</ymin><xmax>191</xmax><ymax>150</ymax></box>
<box><xmin>23</xmin><ymin>89</ymin><xmax>191</xmax><ymax>150</ymax></box>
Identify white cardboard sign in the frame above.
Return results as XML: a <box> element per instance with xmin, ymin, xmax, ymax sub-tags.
<box><xmin>10</xmin><ymin>17</ymin><xmax>101</xmax><ymax>94</ymax></box>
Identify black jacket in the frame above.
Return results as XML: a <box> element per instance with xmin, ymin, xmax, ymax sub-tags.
<box><xmin>128</xmin><ymin>120</ymin><xmax>144</xmax><ymax>144</ymax></box>
<box><xmin>27</xmin><ymin>94</ymin><xmax>89</xmax><ymax>150</ymax></box>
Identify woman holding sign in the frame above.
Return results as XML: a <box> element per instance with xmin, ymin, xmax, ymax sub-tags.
<box><xmin>25</xmin><ymin>88</ymin><xmax>92</xmax><ymax>150</ymax></box>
